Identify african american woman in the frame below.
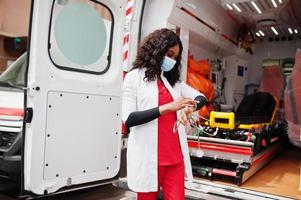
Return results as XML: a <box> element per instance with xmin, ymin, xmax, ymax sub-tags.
<box><xmin>122</xmin><ymin>28</ymin><xmax>207</xmax><ymax>200</ymax></box>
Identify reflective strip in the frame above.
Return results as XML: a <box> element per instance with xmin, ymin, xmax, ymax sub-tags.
<box><xmin>212</xmin><ymin>168</ymin><xmax>237</xmax><ymax>177</ymax></box>
<box><xmin>123</xmin><ymin>34</ymin><xmax>130</xmax><ymax>45</ymax></box>
<box><xmin>123</xmin><ymin>50</ymin><xmax>128</xmax><ymax>61</ymax></box>
<box><xmin>122</xmin><ymin>0</ymin><xmax>135</xmax><ymax>71</ymax></box>
<box><xmin>126</xmin><ymin>7</ymin><xmax>133</xmax><ymax>16</ymax></box>
<box><xmin>0</xmin><ymin>114</ymin><xmax>23</xmax><ymax>121</ymax></box>
<box><xmin>188</xmin><ymin>141</ymin><xmax>253</xmax><ymax>155</ymax></box>
<box><xmin>0</xmin><ymin>107</ymin><xmax>24</xmax><ymax>117</ymax></box>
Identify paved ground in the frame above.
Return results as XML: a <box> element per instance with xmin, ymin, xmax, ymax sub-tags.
<box><xmin>41</xmin><ymin>184</ymin><xmax>137</xmax><ymax>200</ymax></box>
<box><xmin>0</xmin><ymin>180</ymin><xmax>211</xmax><ymax>200</ymax></box>
<box><xmin>0</xmin><ymin>180</ymin><xmax>137</xmax><ymax>200</ymax></box>
<box><xmin>0</xmin><ymin>176</ymin><xmax>266</xmax><ymax>200</ymax></box>
<box><xmin>0</xmin><ymin>183</ymin><xmax>207</xmax><ymax>200</ymax></box>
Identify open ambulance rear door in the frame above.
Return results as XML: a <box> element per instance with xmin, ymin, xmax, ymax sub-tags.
<box><xmin>23</xmin><ymin>0</ymin><xmax>125</xmax><ymax>195</ymax></box>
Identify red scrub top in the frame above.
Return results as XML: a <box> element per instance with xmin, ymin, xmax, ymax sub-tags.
<box><xmin>157</xmin><ymin>79</ymin><xmax>183</xmax><ymax>166</ymax></box>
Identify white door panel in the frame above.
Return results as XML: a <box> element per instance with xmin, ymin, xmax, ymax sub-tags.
<box><xmin>44</xmin><ymin>91</ymin><xmax>120</xmax><ymax>180</ymax></box>
<box><xmin>24</xmin><ymin>0</ymin><xmax>125</xmax><ymax>194</ymax></box>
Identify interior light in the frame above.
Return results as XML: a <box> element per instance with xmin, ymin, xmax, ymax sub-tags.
<box><xmin>226</xmin><ymin>4</ymin><xmax>233</xmax><ymax>10</ymax></box>
<box><xmin>271</xmin><ymin>0</ymin><xmax>277</xmax><ymax>8</ymax></box>
<box><xmin>271</xmin><ymin>26</ymin><xmax>278</xmax><ymax>35</ymax></box>
<box><xmin>259</xmin><ymin>30</ymin><xmax>265</xmax><ymax>36</ymax></box>
<box><xmin>232</xmin><ymin>3</ymin><xmax>242</xmax><ymax>12</ymax></box>
<box><xmin>288</xmin><ymin>28</ymin><xmax>293</xmax><ymax>34</ymax></box>
<box><xmin>295</xmin><ymin>29</ymin><xmax>298</xmax><ymax>34</ymax></box>
<box><xmin>251</xmin><ymin>1</ymin><xmax>262</xmax><ymax>14</ymax></box>
<box><xmin>278</xmin><ymin>0</ymin><xmax>282</xmax><ymax>3</ymax></box>
<box><xmin>256</xmin><ymin>32</ymin><xmax>261</xmax><ymax>37</ymax></box>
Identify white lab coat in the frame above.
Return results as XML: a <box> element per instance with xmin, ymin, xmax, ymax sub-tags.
<box><xmin>122</xmin><ymin>68</ymin><xmax>203</xmax><ymax>192</ymax></box>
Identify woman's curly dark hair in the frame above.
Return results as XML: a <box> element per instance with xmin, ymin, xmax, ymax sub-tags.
<box><xmin>132</xmin><ymin>28</ymin><xmax>183</xmax><ymax>86</ymax></box>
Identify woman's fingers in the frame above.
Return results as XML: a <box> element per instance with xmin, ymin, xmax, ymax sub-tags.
<box><xmin>179</xmin><ymin>108</ymin><xmax>191</xmax><ymax>126</ymax></box>
<box><xmin>178</xmin><ymin>97</ymin><xmax>197</xmax><ymax>109</ymax></box>
<box><xmin>172</xmin><ymin>97</ymin><xmax>199</xmax><ymax>111</ymax></box>
<box><xmin>181</xmin><ymin>98</ymin><xmax>198</xmax><ymax>106</ymax></box>
<box><xmin>179</xmin><ymin>113</ymin><xmax>189</xmax><ymax>126</ymax></box>
<box><xmin>180</xmin><ymin>104</ymin><xmax>196</xmax><ymax>109</ymax></box>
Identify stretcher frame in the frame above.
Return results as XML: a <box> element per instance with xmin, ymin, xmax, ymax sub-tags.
<box><xmin>188</xmin><ymin>92</ymin><xmax>284</xmax><ymax>185</ymax></box>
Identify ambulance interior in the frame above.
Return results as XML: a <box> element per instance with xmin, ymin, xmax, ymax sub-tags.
<box><xmin>144</xmin><ymin>0</ymin><xmax>301</xmax><ymax>198</ymax></box>
<box><xmin>0</xmin><ymin>0</ymin><xmax>301</xmax><ymax>199</ymax></box>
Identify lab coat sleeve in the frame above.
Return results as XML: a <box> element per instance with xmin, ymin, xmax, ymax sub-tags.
<box><xmin>122</xmin><ymin>71</ymin><xmax>138</xmax><ymax>123</ymax></box>
<box><xmin>180</xmin><ymin>81</ymin><xmax>207</xmax><ymax>101</ymax></box>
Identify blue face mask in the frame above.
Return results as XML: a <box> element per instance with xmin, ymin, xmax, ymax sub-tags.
<box><xmin>161</xmin><ymin>56</ymin><xmax>177</xmax><ymax>72</ymax></box>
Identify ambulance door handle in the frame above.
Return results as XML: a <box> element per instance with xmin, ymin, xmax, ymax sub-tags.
<box><xmin>24</xmin><ymin>107</ymin><xmax>33</xmax><ymax>123</ymax></box>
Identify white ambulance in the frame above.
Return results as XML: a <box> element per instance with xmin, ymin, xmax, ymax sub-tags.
<box><xmin>0</xmin><ymin>0</ymin><xmax>300</xmax><ymax>199</ymax></box>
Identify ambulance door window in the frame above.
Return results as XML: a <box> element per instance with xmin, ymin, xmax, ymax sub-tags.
<box><xmin>48</xmin><ymin>0</ymin><xmax>113</xmax><ymax>74</ymax></box>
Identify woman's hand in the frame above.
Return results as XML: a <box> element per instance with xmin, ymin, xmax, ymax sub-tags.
<box><xmin>159</xmin><ymin>96</ymin><xmax>197</xmax><ymax>115</ymax></box>
<box><xmin>179</xmin><ymin>105</ymin><xmax>195</xmax><ymax>126</ymax></box>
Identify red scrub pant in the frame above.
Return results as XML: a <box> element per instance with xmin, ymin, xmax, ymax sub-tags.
<box><xmin>137</xmin><ymin>162</ymin><xmax>184</xmax><ymax>200</ymax></box>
